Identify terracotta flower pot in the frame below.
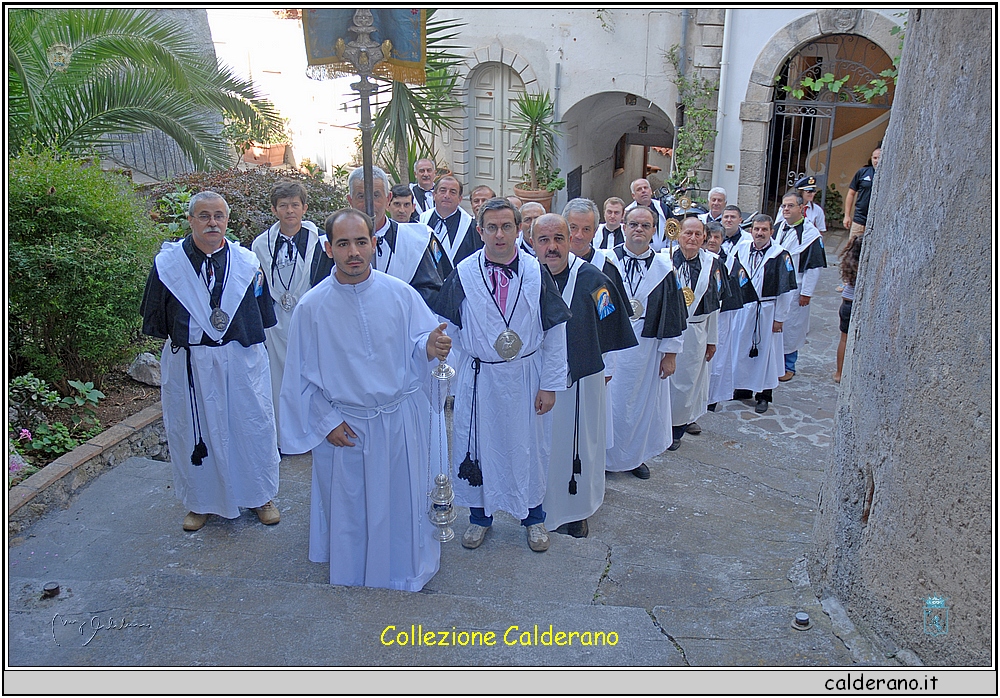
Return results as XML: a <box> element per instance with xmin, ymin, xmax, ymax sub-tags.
<box><xmin>512</xmin><ymin>185</ymin><xmax>554</xmax><ymax>212</ymax></box>
<box><xmin>243</xmin><ymin>143</ymin><xmax>286</xmax><ymax>167</ymax></box>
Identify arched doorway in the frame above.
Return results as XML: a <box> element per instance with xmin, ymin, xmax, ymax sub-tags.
<box><xmin>467</xmin><ymin>61</ymin><xmax>526</xmax><ymax>197</ymax></box>
<box><xmin>763</xmin><ymin>34</ymin><xmax>894</xmax><ymax>220</ymax></box>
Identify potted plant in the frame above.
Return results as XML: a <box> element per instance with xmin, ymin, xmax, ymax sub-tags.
<box><xmin>510</xmin><ymin>91</ymin><xmax>565</xmax><ymax>212</ymax></box>
<box><xmin>224</xmin><ymin>115</ymin><xmax>290</xmax><ymax>168</ymax></box>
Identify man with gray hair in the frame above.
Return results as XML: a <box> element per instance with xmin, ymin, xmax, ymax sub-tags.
<box><xmin>624</xmin><ymin>178</ymin><xmax>669</xmax><ymax>251</ymax></box>
<box><xmin>410</xmin><ymin>157</ymin><xmax>436</xmax><ymax>215</ymax></box>
<box><xmin>315</xmin><ymin>166</ymin><xmax>443</xmax><ymax>306</ymax></box>
<box><xmin>562</xmin><ymin>197</ymin><xmax>630</xmax><ymax>309</ymax></box>
<box><xmin>699</xmin><ymin>187</ymin><xmax>727</xmax><ymax>225</ymax></box>
<box><xmin>518</xmin><ymin>201</ymin><xmax>545</xmax><ymax>256</ymax></box>
<box><xmin>141</xmin><ymin>191</ymin><xmax>281</xmax><ymax>532</ymax></box>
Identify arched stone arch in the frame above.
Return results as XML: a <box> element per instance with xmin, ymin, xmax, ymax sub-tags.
<box><xmin>451</xmin><ymin>44</ymin><xmax>539</xmax><ymax>188</ymax></box>
<box><xmin>736</xmin><ymin>9</ymin><xmax>903</xmax><ymax>211</ymax></box>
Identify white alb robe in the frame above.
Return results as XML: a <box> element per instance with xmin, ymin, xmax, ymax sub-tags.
<box><xmin>543</xmin><ymin>256</ymin><xmax>608</xmax><ymax>530</ymax></box>
<box><xmin>447</xmin><ymin>249</ymin><xmax>568</xmax><ymax>520</ymax></box>
<box><xmin>775</xmin><ymin>219</ymin><xmax>822</xmax><ymax>354</ymax></box>
<box><xmin>252</xmin><ymin>220</ymin><xmax>321</xmax><ymax>451</ymax></box>
<box><xmin>605</xmin><ymin>251</ymin><xmax>684</xmax><ymax>471</ymax></box>
<box><xmin>156</xmin><ymin>239</ymin><xmax>280</xmax><ymax>518</ymax></box>
<box><xmin>279</xmin><ymin>270</ymin><xmax>440</xmax><ymax>591</ymax></box>
<box><xmin>708</xmin><ymin>231</ymin><xmax>752</xmax><ymax>404</ymax></box>
<box><xmin>670</xmin><ymin>249</ymin><xmax>720</xmax><ymax>426</ymax></box>
<box><xmin>732</xmin><ymin>240</ymin><xmax>794</xmax><ymax>393</ymax></box>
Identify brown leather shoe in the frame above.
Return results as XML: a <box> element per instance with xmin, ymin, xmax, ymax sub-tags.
<box><xmin>183</xmin><ymin>512</ymin><xmax>208</xmax><ymax>531</ymax></box>
<box><xmin>779</xmin><ymin>371</ymin><xmax>794</xmax><ymax>382</ymax></box>
<box><xmin>253</xmin><ymin>501</ymin><xmax>280</xmax><ymax>525</ymax></box>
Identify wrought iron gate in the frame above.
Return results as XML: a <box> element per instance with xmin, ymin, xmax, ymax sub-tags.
<box><xmin>763</xmin><ymin>34</ymin><xmax>894</xmax><ymax>220</ymax></box>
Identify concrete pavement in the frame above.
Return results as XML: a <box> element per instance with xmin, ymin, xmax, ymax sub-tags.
<box><xmin>8</xmin><ymin>231</ymin><xmax>875</xmax><ymax>668</ymax></box>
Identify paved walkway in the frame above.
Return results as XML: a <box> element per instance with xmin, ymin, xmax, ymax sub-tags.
<box><xmin>8</xmin><ymin>232</ymin><xmax>867</xmax><ymax>668</ymax></box>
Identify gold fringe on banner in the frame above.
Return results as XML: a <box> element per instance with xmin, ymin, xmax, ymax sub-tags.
<box><xmin>302</xmin><ymin>9</ymin><xmax>427</xmax><ymax>86</ymax></box>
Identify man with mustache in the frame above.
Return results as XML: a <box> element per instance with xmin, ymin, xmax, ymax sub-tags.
<box><xmin>531</xmin><ymin>213</ymin><xmax>636</xmax><ymax>538</ymax></box>
<box><xmin>280</xmin><ymin>208</ymin><xmax>452</xmax><ymax>591</ymax></box>
<box><xmin>141</xmin><ymin>191</ymin><xmax>280</xmax><ymax>532</ymax></box>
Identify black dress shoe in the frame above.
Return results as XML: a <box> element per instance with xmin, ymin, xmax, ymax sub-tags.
<box><xmin>564</xmin><ymin>519</ymin><xmax>589</xmax><ymax>538</ymax></box>
<box><xmin>707</xmin><ymin>402</ymin><xmax>718</xmax><ymax>412</ymax></box>
<box><xmin>754</xmin><ymin>398</ymin><xmax>769</xmax><ymax>414</ymax></box>
<box><xmin>686</xmin><ymin>422</ymin><xmax>702</xmax><ymax>435</ymax></box>
<box><xmin>667</xmin><ymin>440</ymin><xmax>681</xmax><ymax>451</ymax></box>
<box><xmin>631</xmin><ymin>463</ymin><xmax>650</xmax><ymax>479</ymax></box>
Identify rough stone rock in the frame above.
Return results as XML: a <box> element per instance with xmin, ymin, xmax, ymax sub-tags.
<box><xmin>127</xmin><ymin>353</ymin><xmax>161</xmax><ymax>386</ymax></box>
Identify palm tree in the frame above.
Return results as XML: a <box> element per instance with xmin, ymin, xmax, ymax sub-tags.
<box><xmin>8</xmin><ymin>8</ymin><xmax>281</xmax><ymax>170</ymax></box>
<box><xmin>371</xmin><ymin>10</ymin><xmax>465</xmax><ymax>182</ymax></box>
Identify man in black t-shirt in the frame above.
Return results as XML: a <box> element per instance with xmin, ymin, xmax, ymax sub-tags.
<box><xmin>843</xmin><ymin>146</ymin><xmax>881</xmax><ymax>239</ymax></box>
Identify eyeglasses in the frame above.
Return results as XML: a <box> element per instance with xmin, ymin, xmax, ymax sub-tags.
<box><xmin>626</xmin><ymin>221</ymin><xmax>654</xmax><ymax>231</ymax></box>
<box><xmin>483</xmin><ymin>223</ymin><xmax>517</xmax><ymax>235</ymax></box>
<box><xmin>195</xmin><ymin>212</ymin><xmax>228</xmax><ymax>223</ymax></box>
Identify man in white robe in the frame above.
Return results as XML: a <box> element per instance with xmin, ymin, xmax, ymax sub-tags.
<box><xmin>419</xmin><ymin>175</ymin><xmax>481</xmax><ymax>278</ymax></box>
<box><xmin>605</xmin><ymin>206</ymin><xmax>687</xmax><ymax>479</ymax></box>
<box><xmin>774</xmin><ymin>191</ymin><xmax>826</xmax><ymax>382</ymax></box>
<box><xmin>251</xmin><ymin>181</ymin><xmax>322</xmax><ymax>452</ymax></box>
<box><xmin>279</xmin><ymin>208</ymin><xmax>452</xmax><ymax>591</ymax></box>
<box><xmin>732</xmin><ymin>214</ymin><xmax>798</xmax><ymax>413</ymax></box>
<box><xmin>668</xmin><ymin>216</ymin><xmax>729</xmax><ymax>449</ymax></box>
<box><xmin>532</xmin><ymin>213</ymin><xmax>636</xmax><ymax>538</ymax></box>
<box><xmin>624</xmin><ymin>178</ymin><xmax>670</xmax><ymax>252</ymax></box>
<box><xmin>141</xmin><ymin>192</ymin><xmax>280</xmax><ymax>532</ymax></box>
<box><xmin>346</xmin><ymin>165</ymin><xmax>443</xmax><ymax>306</ymax></box>
<box><xmin>432</xmin><ymin>198</ymin><xmax>571</xmax><ymax>553</ymax></box>
<box><xmin>708</xmin><ymin>206</ymin><xmax>752</xmax><ymax>409</ymax></box>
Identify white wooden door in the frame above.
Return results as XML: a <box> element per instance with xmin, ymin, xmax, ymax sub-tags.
<box><xmin>470</xmin><ymin>63</ymin><xmax>525</xmax><ymax>196</ymax></box>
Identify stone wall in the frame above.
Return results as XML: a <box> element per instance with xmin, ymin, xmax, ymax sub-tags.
<box><xmin>810</xmin><ymin>9</ymin><xmax>992</xmax><ymax>666</ymax></box>
<box><xmin>8</xmin><ymin>405</ymin><xmax>169</xmax><ymax>538</ymax></box>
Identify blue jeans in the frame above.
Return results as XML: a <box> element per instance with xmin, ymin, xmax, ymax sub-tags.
<box><xmin>784</xmin><ymin>351</ymin><xmax>798</xmax><ymax>374</ymax></box>
<box><xmin>470</xmin><ymin>505</ymin><xmax>545</xmax><ymax>528</ymax></box>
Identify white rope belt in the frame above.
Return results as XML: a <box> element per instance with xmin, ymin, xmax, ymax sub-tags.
<box><xmin>333</xmin><ymin>386</ymin><xmax>420</xmax><ymax>420</ymax></box>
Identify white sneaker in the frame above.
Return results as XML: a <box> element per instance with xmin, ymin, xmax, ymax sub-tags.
<box><xmin>462</xmin><ymin>524</ymin><xmax>489</xmax><ymax>549</ymax></box>
<box><xmin>526</xmin><ymin>523</ymin><xmax>550</xmax><ymax>552</ymax></box>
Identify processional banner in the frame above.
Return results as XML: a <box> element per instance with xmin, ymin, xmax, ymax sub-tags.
<box><xmin>302</xmin><ymin>8</ymin><xmax>427</xmax><ymax>84</ymax></box>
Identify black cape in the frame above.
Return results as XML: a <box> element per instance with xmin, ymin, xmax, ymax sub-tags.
<box><xmin>612</xmin><ymin>245</ymin><xmax>688</xmax><ymax>341</ymax></box>
<box><xmin>580</xmin><ymin>247</ymin><xmax>631</xmax><ymax>317</ymax></box>
<box><xmin>672</xmin><ymin>249</ymin><xmax>732</xmax><ymax>318</ymax></box>
<box><xmin>552</xmin><ymin>260</ymin><xmax>638</xmax><ymax>383</ymax></box>
<box><xmin>432</xmin><ymin>255</ymin><xmax>572</xmax><ymax>332</ymax></box>
<box><xmin>410</xmin><ymin>183</ymin><xmax>434</xmax><ymax>216</ymax></box>
<box><xmin>427</xmin><ymin>209</ymin><xmax>482</xmax><ymax>273</ymax></box>
<box><xmin>140</xmin><ymin>236</ymin><xmax>277</xmax><ymax>348</ymax></box>
<box><xmin>738</xmin><ymin>248</ymin><xmax>798</xmax><ymax>303</ymax></box>
<box><xmin>718</xmin><ymin>248</ymin><xmax>748</xmax><ymax>312</ymax></box>
<box><xmin>777</xmin><ymin>221</ymin><xmax>828</xmax><ymax>274</ymax></box>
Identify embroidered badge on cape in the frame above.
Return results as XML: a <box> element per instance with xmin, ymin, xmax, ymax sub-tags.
<box><xmin>253</xmin><ymin>268</ymin><xmax>264</xmax><ymax>297</ymax></box>
<box><xmin>739</xmin><ymin>268</ymin><xmax>749</xmax><ymax>287</ymax></box>
<box><xmin>785</xmin><ymin>256</ymin><xmax>794</xmax><ymax>273</ymax></box>
<box><xmin>592</xmin><ymin>285</ymin><xmax>615</xmax><ymax>320</ymax></box>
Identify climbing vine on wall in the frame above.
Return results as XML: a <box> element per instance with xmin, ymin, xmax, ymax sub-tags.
<box><xmin>665</xmin><ymin>45</ymin><xmax>718</xmax><ymax>194</ymax></box>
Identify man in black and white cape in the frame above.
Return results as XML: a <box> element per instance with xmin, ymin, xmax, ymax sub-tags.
<box><xmin>707</xmin><ymin>206</ymin><xmax>751</xmax><ymax>410</ymax></box>
<box><xmin>667</xmin><ymin>216</ymin><xmax>729</xmax><ymax>449</ymax></box>
<box><xmin>141</xmin><ymin>191</ymin><xmax>280</xmax><ymax>532</ymax></box>
<box><xmin>419</xmin><ymin>174</ymin><xmax>480</xmax><ymax>278</ymax></box>
<box><xmin>251</xmin><ymin>180</ymin><xmax>323</xmax><ymax>451</ymax></box>
<box><xmin>624</xmin><ymin>178</ymin><xmax>670</xmax><ymax>252</ymax></box>
<box><xmin>605</xmin><ymin>205</ymin><xmax>688</xmax><ymax>480</ymax></box>
<box><xmin>774</xmin><ymin>191</ymin><xmax>826</xmax><ymax>382</ymax></box>
<box><xmin>410</xmin><ymin>157</ymin><xmax>437</xmax><ymax>216</ymax></box>
<box><xmin>732</xmin><ymin>214</ymin><xmax>798</xmax><ymax>414</ymax></box>
<box><xmin>279</xmin><ymin>208</ymin><xmax>452</xmax><ymax>591</ymax></box>
<box><xmin>432</xmin><ymin>198</ymin><xmax>571</xmax><ymax>553</ymax></box>
<box><xmin>532</xmin><ymin>213</ymin><xmax>636</xmax><ymax>538</ymax></box>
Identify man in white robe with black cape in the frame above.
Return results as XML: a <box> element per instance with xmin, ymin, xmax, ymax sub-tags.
<box><xmin>432</xmin><ymin>198</ymin><xmax>571</xmax><ymax>553</ymax></box>
<box><xmin>279</xmin><ymin>208</ymin><xmax>452</xmax><ymax>591</ymax></box>
<box><xmin>668</xmin><ymin>216</ymin><xmax>730</xmax><ymax>449</ymax></box>
<box><xmin>774</xmin><ymin>191</ymin><xmax>826</xmax><ymax>382</ymax></box>
<box><xmin>252</xmin><ymin>180</ymin><xmax>322</xmax><ymax>452</ymax></box>
<box><xmin>605</xmin><ymin>205</ymin><xmax>688</xmax><ymax>480</ymax></box>
<box><xmin>420</xmin><ymin>174</ymin><xmax>481</xmax><ymax>280</ymax></box>
<box><xmin>140</xmin><ymin>192</ymin><xmax>280</xmax><ymax>532</ymax></box>
<box><xmin>312</xmin><ymin>166</ymin><xmax>443</xmax><ymax>307</ymax></box>
<box><xmin>732</xmin><ymin>214</ymin><xmax>798</xmax><ymax>414</ymax></box>
<box><xmin>532</xmin><ymin>214</ymin><xmax>636</xmax><ymax>538</ymax></box>
<box><xmin>707</xmin><ymin>206</ymin><xmax>752</xmax><ymax>410</ymax></box>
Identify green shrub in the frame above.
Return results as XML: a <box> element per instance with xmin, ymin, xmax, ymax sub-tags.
<box><xmin>8</xmin><ymin>150</ymin><xmax>166</xmax><ymax>388</ymax></box>
<box><xmin>139</xmin><ymin>167</ymin><xmax>347</xmax><ymax>247</ymax></box>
